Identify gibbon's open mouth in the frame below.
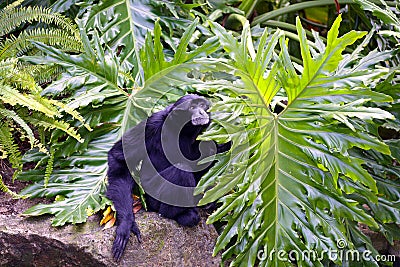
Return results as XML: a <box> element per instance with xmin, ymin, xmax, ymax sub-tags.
<box><xmin>192</xmin><ymin>117</ymin><xmax>209</xmax><ymax>125</ymax></box>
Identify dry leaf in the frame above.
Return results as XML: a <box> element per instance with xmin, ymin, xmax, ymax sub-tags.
<box><xmin>101</xmin><ymin>195</ymin><xmax>143</xmax><ymax>230</ymax></box>
<box><xmin>100</xmin><ymin>206</ymin><xmax>114</xmax><ymax>225</ymax></box>
<box><xmin>103</xmin><ymin>217</ymin><xmax>116</xmax><ymax>230</ymax></box>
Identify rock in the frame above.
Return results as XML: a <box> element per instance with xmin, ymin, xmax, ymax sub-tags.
<box><xmin>0</xmin><ymin>211</ymin><xmax>221</xmax><ymax>267</ymax></box>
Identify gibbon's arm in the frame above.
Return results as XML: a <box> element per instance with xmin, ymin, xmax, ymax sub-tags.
<box><xmin>106</xmin><ymin>121</ymin><xmax>146</xmax><ymax>261</ymax></box>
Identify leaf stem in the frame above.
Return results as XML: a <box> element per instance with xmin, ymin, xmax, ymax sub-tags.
<box><xmin>252</xmin><ymin>0</ymin><xmax>363</xmax><ymax>26</ymax></box>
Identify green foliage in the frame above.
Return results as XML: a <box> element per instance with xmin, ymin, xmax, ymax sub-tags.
<box><xmin>19</xmin><ymin>24</ymin><xmax>127</xmax><ymax>224</ymax></box>
<box><xmin>0</xmin><ymin>120</ymin><xmax>22</xmax><ymax>169</ymax></box>
<box><xmin>13</xmin><ymin>0</ymin><xmax>399</xmax><ymax>265</ymax></box>
<box><xmin>355</xmin><ymin>0</ymin><xmax>400</xmax><ymax>31</ymax></box>
<box><xmin>0</xmin><ymin>28</ymin><xmax>82</xmax><ymax>61</ymax></box>
<box><xmin>226</xmin><ymin>0</ymin><xmax>399</xmax><ymax>66</ymax></box>
<box><xmin>0</xmin><ymin>1</ymin><xmax>85</xmax><ymax>196</ymax></box>
<box><xmin>377</xmin><ymin>73</ymin><xmax>400</xmax><ymax>133</ymax></box>
<box><xmin>20</xmin><ymin>125</ymin><xmax>116</xmax><ymax>225</ymax></box>
<box><xmin>194</xmin><ymin>15</ymin><xmax>397</xmax><ymax>266</ymax></box>
<box><xmin>0</xmin><ymin>1</ymin><xmax>82</xmax><ymax>60</ymax></box>
<box><xmin>79</xmin><ymin>0</ymin><xmax>203</xmax><ymax>81</ymax></box>
<box><xmin>0</xmin><ymin>0</ymin><xmax>79</xmax><ymax>37</ymax></box>
<box><xmin>353</xmin><ymin>0</ymin><xmax>400</xmax><ymax>67</ymax></box>
<box><xmin>20</xmin><ymin>3</ymin><xmax>217</xmax><ymax>225</ymax></box>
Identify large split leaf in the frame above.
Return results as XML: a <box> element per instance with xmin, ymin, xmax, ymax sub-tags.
<box><xmin>196</xmin><ymin>15</ymin><xmax>394</xmax><ymax>266</ymax></box>
<box><xmin>20</xmin><ymin>125</ymin><xmax>117</xmax><ymax>225</ymax></box>
<box><xmin>19</xmin><ymin>1</ymin><xmax>156</xmax><ymax>223</ymax></box>
<box><xmin>80</xmin><ymin>0</ymin><xmax>198</xmax><ymax>81</ymax></box>
<box><xmin>21</xmin><ymin>16</ymin><xmax>218</xmax><ymax>226</ymax></box>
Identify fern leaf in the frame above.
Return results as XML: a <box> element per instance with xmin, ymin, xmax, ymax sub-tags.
<box><xmin>0</xmin><ymin>123</ymin><xmax>21</xmax><ymax>169</ymax></box>
<box><xmin>0</xmin><ymin>28</ymin><xmax>83</xmax><ymax>60</ymax></box>
<box><xmin>3</xmin><ymin>0</ymin><xmax>24</xmax><ymax>11</ymax></box>
<box><xmin>0</xmin><ymin>84</ymin><xmax>59</xmax><ymax>117</ymax></box>
<box><xmin>21</xmin><ymin>64</ymin><xmax>64</xmax><ymax>85</ymax></box>
<box><xmin>0</xmin><ymin>59</ymin><xmax>40</xmax><ymax>92</ymax></box>
<box><xmin>7</xmin><ymin>70</ymin><xmax>40</xmax><ymax>93</ymax></box>
<box><xmin>0</xmin><ymin>57</ymin><xmax>18</xmax><ymax>71</ymax></box>
<box><xmin>44</xmin><ymin>148</ymin><xmax>55</xmax><ymax>187</ymax></box>
<box><xmin>0</xmin><ymin>4</ymin><xmax>79</xmax><ymax>37</ymax></box>
<box><xmin>26</xmin><ymin>114</ymin><xmax>83</xmax><ymax>143</ymax></box>
<box><xmin>0</xmin><ymin>107</ymin><xmax>37</xmax><ymax>148</ymax></box>
<box><xmin>49</xmin><ymin>99</ymin><xmax>92</xmax><ymax>131</ymax></box>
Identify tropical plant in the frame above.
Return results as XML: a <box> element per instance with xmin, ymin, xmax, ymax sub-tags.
<box><xmin>18</xmin><ymin>0</ymin><xmax>218</xmax><ymax>226</ymax></box>
<box><xmin>0</xmin><ymin>0</ymin><xmax>86</xmax><ymax>196</ymax></box>
<box><xmin>221</xmin><ymin>0</ymin><xmax>400</xmax><ymax>65</ymax></box>
<box><xmin>193</xmin><ymin>15</ymin><xmax>398</xmax><ymax>266</ymax></box>
<box><xmin>0</xmin><ymin>0</ymin><xmax>82</xmax><ymax>60</ymax></box>
<box><xmin>12</xmin><ymin>0</ymin><xmax>399</xmax><ymax>266</ymax></box>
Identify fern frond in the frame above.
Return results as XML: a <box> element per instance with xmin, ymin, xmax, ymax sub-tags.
<box><xmin>0</xmin><ymin>4</ymin><xmax>79</xmax><ymax>37</ymax></box>
<box><xmin>0</xmin><ymin>28</ymin><xmax>83</xmax><ymax>60</ymax></box>
<box><xmin>26</xmin><ymin>114</ymin><xmax>83</xmax><ymax>142</ymax></box>
<box><xmin>3</xmin><ymin>0</ymin><xmax>24</xmax><ymax>11</ymax></box>
<box><xmin>0</xmin><ymin>107</ymin><xmax>37</xmax><ymax>148</ymax></box>
<box><xmin>49</xmin><ymin>99</ymin><xmax>92</xmax><ymax>131</ymax></box>
<box><xmin>44</xmin><ymin>148</ymin><xmax>55</xmax><ymax>187</ymax></box>
<box><xmin>1</xmin><ymin>60</ymin><xmax>62</xmax><ymax>87</ymax></box>
<box><xmin>0</xmin><ymin>59</ymin><xmax>40</xmax><ymax>92</ymax></box>
<box><xmin>38</xmin><ymin>127</ymin><xmax>46</xmax><ymax>144</ymax></box>
<box><xmin>9</xmin><ymin>69</ymin><xmax>39</xmax><ymax>93</ymax></box>
<box><xmin>0</xmin><ymin>83</ymin><xmax>59</xmax><ymax>117</ymax></box>
<box><xmin>21</xmin><ymin>64</ymin><xmax>64</xmax><ymax>85</ymax></box>
<box><xmin>12</xmin><ymin>168</ymin><xmax>21</xmax><ymax>182</ymax></box>
<box><xmin>0</xmin><ymin>174</ymin><xmax>25</xmax><ymax>199</ymax></box>
<box><xmin>0</xmin><ymin>123</ymin><xmax>21</xmax><ymax>169</ymax></box>
<box><xmin>0</xmin><ymin>57</ymin><xmax>17</xmax><ymax>71</ymax></box>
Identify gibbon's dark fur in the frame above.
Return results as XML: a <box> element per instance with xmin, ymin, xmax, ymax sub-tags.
<box><xmin>106</xmin><ymin>94</ymin><xmax>231</xmax><ymax>261</ymax></box>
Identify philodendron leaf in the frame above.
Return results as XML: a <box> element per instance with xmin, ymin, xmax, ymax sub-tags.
<box><xmin>20</xmin><ymin>17</ymin><xmax>220</xmax><ymax>227</ymax></box>
<box><xmin>196</xmin><ymin>15</ymin><xmax>394</xmax><ymax>266</ymax></box>
<box><xmin>21</xmin><ymin>125</ymin><xmax>117</xmax><ymax>226</ymax></box>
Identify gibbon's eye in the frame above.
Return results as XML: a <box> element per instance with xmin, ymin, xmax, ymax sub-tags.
<box><xmin>199</xmin><ymin>103</ymin><xmax>205</xmax><ymax>108</ymax></box>
<box><xmin>190</xmin><ymin>106</ymin><xmax>195</xmax><ymax>110</ymax></box>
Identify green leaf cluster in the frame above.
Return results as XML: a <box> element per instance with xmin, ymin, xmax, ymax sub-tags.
<box><xmin>12</xmin><ymin>1</ymin><xmax>399</xmax><ymax>266</ymax></box>
<box><xmin>20</xmin><ymin>0</ymin><xmax>218</xmax><ymax>226</ymax></box>
<box><xmin>0</xmin><ymin>1</ymin><xmax>86</xmax><ymax>196</ymax></box>
<box><xmin>194</xmin><ymin>15</ymin><xmax>398</xmax><ymax>266</ymax></box>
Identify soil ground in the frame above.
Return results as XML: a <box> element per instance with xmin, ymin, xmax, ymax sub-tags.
<box><xmin>0</xmin><ymin>160</ymin><xmax>50</xmax><ymax>216</ymax></box>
